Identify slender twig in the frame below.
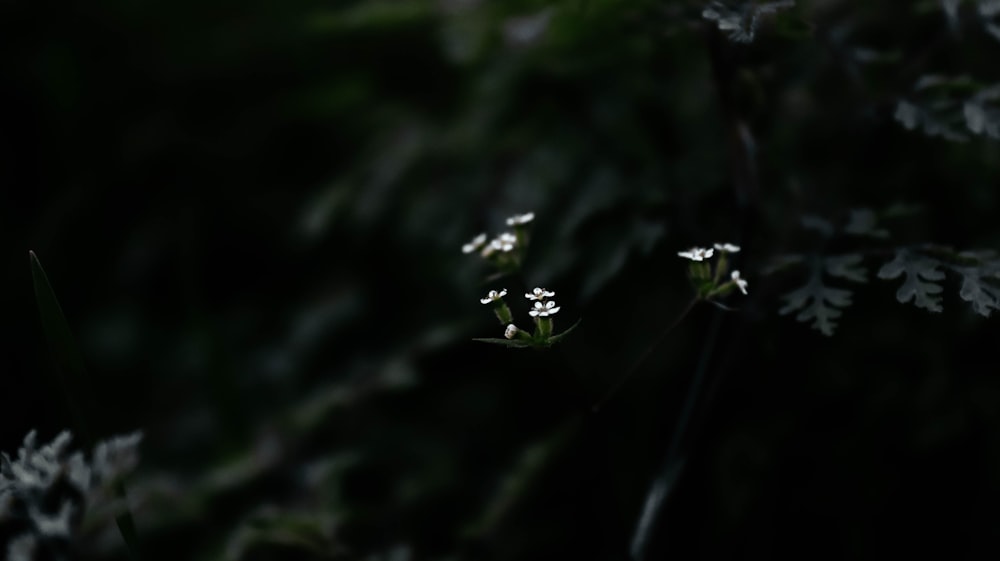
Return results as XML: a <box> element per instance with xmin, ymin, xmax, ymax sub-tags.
<box><xmin>629</xmin><ymin>309</ymin><xmax>724</xmax><ymax>561</ymax></box>
<box><xmin>591</xmin><ymin>297</ymin><xmax>699</xmax><ymax>412</ymax></box>
<box><xmin>627</xmin><ymin>21</ymin><xmax>760</xmax><ymax>560</ymax></box>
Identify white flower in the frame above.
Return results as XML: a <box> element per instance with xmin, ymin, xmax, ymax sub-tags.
<box><xmin>677</xmin><ymin>247</ymin><xmax>715</xmax><ymax>261</ymax></box>
<box><xmin>713</xmin><ymin>242</ymin><xmax>741</xmax><ymax>253</ymax></box>
<box><xmin>525</xmin><ymin>287</ymin><xmax>555</xmax><ymax>301</ymax></box>
<box><xmin>529</xmin><ymin>300</ymin><xmax>561</xmax><ymax>317</ymax></box>
<box><xmin>485</xmin><ymin>232</ymin><xmax>517</xmax><ymax>254</ymax></box>
<box><xmin>731</xmin><ymin>270</ymin><xmax>748</xmax><ymax>295</ymax></box>
<box><xmin>506</xmin><ymin>212</ymin><xmax>535</xmax><ymax>226</ymax></box>
<box><xmin>480</xmin><ymin>288</ymin><xmax>508</xmax><ymax>304</ymax></box>
<box><xmin>462</xmin><ymin>233</ymin><xmax>487</xmax><ymax>254</ymax></box>
<box><xmin>505</xmin><ymin>324</ymin><xmax>520</xmax><ymax>339</ymax></box>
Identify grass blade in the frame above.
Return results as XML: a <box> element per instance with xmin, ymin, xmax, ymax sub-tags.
<box><xmin>29</xmin><ymin>250</ymin><xmax>142</xmax><ymax>560</ymax></box>
<box><xmin>29</xmin><ymin>250</ymin><xmax>95</xmax><ymax>437</ymax></box>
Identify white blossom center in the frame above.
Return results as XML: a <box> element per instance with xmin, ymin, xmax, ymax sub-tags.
<box><xmin>529</xmin><ymin>300</ymin><xmax>561</xmax><ymax>317</ymax></box>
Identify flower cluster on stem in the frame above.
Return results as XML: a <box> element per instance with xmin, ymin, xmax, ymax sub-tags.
<box><xmin>467</xmin><ymin>213</ymin><xmax>581</xmax><ymax>348</ymax></box>
<box><xmin>462</xmin><ymin>212</ymin><xmax>535</xmax><ymax>274</ymax></box>
<box><xmin>481</xmin><ymin>288</ymin><xmax>513</xmax><ymax>324</ymax></box>
<box><xmin>677</xmin><ymin>242</ymin><xmax>749</xmax><ymax>301</ymax></box>
<box><xmin>475</xmin><ymin>285</ymin><xmax>577</xmax><ymax>348</ymax></box>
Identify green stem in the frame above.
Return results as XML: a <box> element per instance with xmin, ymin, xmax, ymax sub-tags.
<box><xmin>713</xmin><ymin>253</ymin><xmax>728</xmax><ymax>284</ymax></box>
<box><xmin>629</xmin><ymin>309</ymin><xmax>724</xmax><ymax>560</ymax></box>
<box><xmin>535</xmin><ymin>316</ymin><xmax>553</xmax><ymax>339</ymax></box>
<box><xmin>494</xmin><ymin>302</ymin><xmax>513</xmax><ymax>325</ymax></box>
<box><xmin>591</xmin><ymin>297</ymin><xmax>699</xmax><ymax>412</ymax></box>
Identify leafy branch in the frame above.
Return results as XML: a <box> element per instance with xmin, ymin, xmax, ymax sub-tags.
<box><xmin>775</xmin><ymin>245</ymin><xmax>1000</xmax><ymax>335</ymax></box>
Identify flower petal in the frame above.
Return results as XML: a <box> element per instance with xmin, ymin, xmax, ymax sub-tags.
<box><xmin>678</xmin><ymin>248</ymin><xmax>703</xmax><ymax>261</ymax></box>
<box><xmin>463</xmin><ymin>233</ymin><xmax>487</xmax><ymax>253</ymax></box>
<box><xmin>731</xmin><ymin>271</ymin><xmax>748</xmax><ymax>294</ymax></box>
<box><xmin>506</xmin><ymin>212</ymin><xmax>535</xmax><ymax>226</ymax></box>
<box><xmin>713</xmin><ymin>242</ymin><xmax>741</xmax><ymax>253</ymax></box>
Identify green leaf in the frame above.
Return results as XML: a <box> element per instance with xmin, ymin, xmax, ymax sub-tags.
<box><xmin>547</xmin><ymin>317</ymin><xmax>582</xmax><ymax>344</ymax></box>
<box><xmin>29</xmin><ymin>251</ymin><xmax>95</xmax><ymax>434</ymax></box>
<box><xmin>29</xmin><ymin>251</ymin><xmax>142</xmax><ymax>560</ymax></box>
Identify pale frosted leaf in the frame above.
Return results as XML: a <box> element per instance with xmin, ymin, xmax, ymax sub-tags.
<box><xmin>941</xmin><ymin>0</ymin><xmax>960</xmax><ymax>28</ymax></box>
<box><xmin>986</xmin><ymin>20</ymin><xmax>1000</xmax><ymax>40</ymax></box>
<box><xmin>964</xmin><ymin>102</ymin><xmax>988</xmax><ymax>133</ymax></box>
<box><xmin>757</xmin><ymin>0</ymin><xmax>795</xmax><ymax>14</ymax></box>
<box><xmin>976</xmin><ymin>83</ymin><xmax>1000</xmax><ymax>100</ymax></box>
<box><xmin>7</xmin><ymin>535</ymin><xmax>37</xmax><ymax>561</ymax></box>
<box><xmin>825</xmin><ymin>254</ymin><xmax>868</xmax><ymax>283</ymax></box>
<box><xmin>702</xmin><ymin>1</ymin><xmax>794</xmax><ymax>43</ymax></box>
<box><xmin>902</xmin><ymin>77</ymin><xmax>1000</xmax><ymax>139</ymax></box>
<box><xmin>800</xmin><ymin>215</ymin><xmax>834</xmax><ymax>237</ymax></box>
<box><xmin>963</xmin><ymin>100</ymin><xmax>1000</xmax><ymax>138</ymax></box>
<box><xmin>502</xmin><ymin>9</ymin><xmax>553</xmax><ymax>47</ymax></box>
<box><xmin>877</xmin><ymin>251</ymin><xmax>945</xmax><ymax>312</ymax></box>
<box><xmin>1</xmin><ymin>429</ymin><xmax>143</xmax><ymax>551</ymax></box>
<box><xmin>957</xmin><ymin>270</ymin><xmax>1000</xmax><ymax>316</ymax></box>
<box><xmin>980</xmin><ymin>0</ymin><xmax>1000</xmax><ymax>17</ymax></box>
<box><xmin>844</xmin><ymin>208</ymin><xmax>889</xmax><ymax>239</ymax></box>
<box><xmin>894</xmin><ymin>100</ymin><xmax>921</xmax><ymax>129</ymax></box>
<box><xmin>780</xmin><ymin>272</ymin><xmax>853</xmax><ymax>336</ymax></box>
<box><xmin>762</xmin><ymin>254</ymin><xmax>805</xmax><ymax>275</ymax></box>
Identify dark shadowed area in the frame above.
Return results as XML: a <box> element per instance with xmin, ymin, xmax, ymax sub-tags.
<box><xmin>3</xmin><ymin>1</ymin><xmax>1000</xmax><ymax>560</ymax></box>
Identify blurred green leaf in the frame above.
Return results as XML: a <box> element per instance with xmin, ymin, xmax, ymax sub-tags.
<box><xmin>547</xmin><ymin>317</ymin><xmax>582</xmax><ymax>344</ymax></box>
<box><xmin>30</xmin><ymin>250</ymin><xmax>95</xmax><ymax>437</ymax></box>
<box><xmin>29</xmin><ymin>250</ymin><xmax>142</xmax><ymax>559</ymax></box>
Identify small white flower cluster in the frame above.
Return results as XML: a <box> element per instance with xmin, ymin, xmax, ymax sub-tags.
<box><xmin>677</xmin><ymin>242</ymin><xmax>748</xmax><ymax>296</ymax></box>
<box><xmin>462</xmin><ymin>213</ymin><xmax>535</xmax><ymax>268</ymax></box>
<box><xmin>677</xmin><ymin>246</ymin><xmax>715</xmax><ymax>261</ymax></box>
<box><xmin>525</xmin><ymin>287</ymin><xmax>560</xmax><ymax>317</ymax></box>
<box><xmin>482</xmin><ymin>232</ymin><xmax>518</xmax><ymax>257</ymax></box>
<box><xmin>468</xmin><ymin>213</ymin><xmax>580</xmax><ymax>347</ymax></box>
<box><xmin>524</xmin><ymin>287</ymin><xmax>554</xmax><ymax>300</ymax></box>
<box><xmin>479</xmin><ymin>285</ymin><xmax>564</xmax><ymax>341</ymax></box>
<box><xmin>677</xmin><ymin>242</ymin><xmax>741</xmax><ymax>262</ymax></box>
<box><xmin>515</xmin><ymin>287</ymin><xmax>561</xmax><ymax>338</ymax></box>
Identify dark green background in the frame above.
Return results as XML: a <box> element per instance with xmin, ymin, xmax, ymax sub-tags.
<box><xmin>3</xmin><ymin>1</ymin><xmax>999</xmax><ymax>559</ymax></box>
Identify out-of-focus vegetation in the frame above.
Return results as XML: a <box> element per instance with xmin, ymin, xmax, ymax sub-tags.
<box><xmin>3</xmin><ymin>0</ymin><xmax>1000</xmax><ymax>559</ymax></box>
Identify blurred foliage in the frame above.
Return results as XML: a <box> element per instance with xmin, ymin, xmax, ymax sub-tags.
<box><xmin>3</xmin><ymin>0</ymin><xmax>1000</xmax><ymax>559</ymax></box>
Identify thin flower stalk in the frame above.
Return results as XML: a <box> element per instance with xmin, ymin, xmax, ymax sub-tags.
<box><xmin>481</xmin><ymin>289</ymin><xmax>513</xmax><ymax>324</ymax></box>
